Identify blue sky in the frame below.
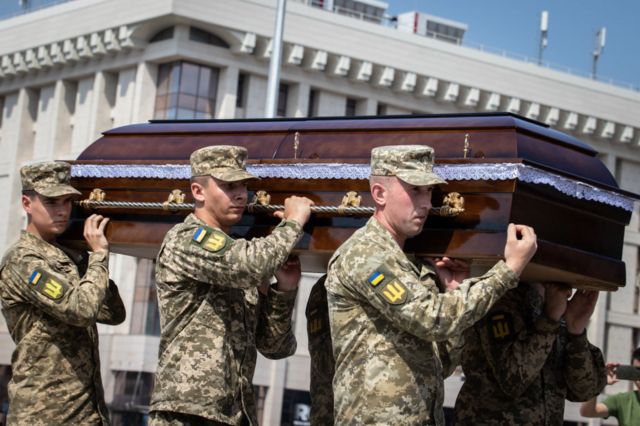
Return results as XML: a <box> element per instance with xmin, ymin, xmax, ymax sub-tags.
<box><xmin>1</xmin><ymin>0</ymin><xmax>638</xmax><ymax>89</ymax></box>
<box><xmin>388</xmin><ymin>0</ymin><xmax>640</xmax><ymax>89</ymax></box>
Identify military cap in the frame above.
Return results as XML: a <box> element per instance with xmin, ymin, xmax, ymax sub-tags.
<box><xmin>190</xmin><ymin>145</ymin><xmax>258</xmax><ymax>182</ymax></box>
<box><xmin>20</xmin><ymin>161</ymin><xmax>81</xmax><ymax>198</ymax></box>
<box><xmin>370</xmin><ymin>145</ymin><xmax>446</xmax><ymax>186</ymax></box>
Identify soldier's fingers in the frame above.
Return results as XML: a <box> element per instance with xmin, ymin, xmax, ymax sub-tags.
<box><xmin>273</xmin><ymin>211</ymin><xmax>284</xmax><ymax>219</ymax></box>
<box><xmin>97</xmin><ymin>217</ymin><xmax>110</xmax><ymax>233</ymax></box>
<box><xmin>507</xmin><ymin>223</ymin><xmax>516</xmax><ymax>240</ymax></box>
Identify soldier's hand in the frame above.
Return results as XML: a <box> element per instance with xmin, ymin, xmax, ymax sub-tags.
<box><xmin>543</xmin><ymin>283</ymin><xmax>571</xmax><ymax>322</ymax></box>
<box><xmin>432</xmin><ymin>257</ymin><xmax>470</xmax><ymax>292</ymax></box>
<box><xmin>274</xmin><ymin>196</ymin><xmax>314</xmax><ymax>226</ymax></box>
<box><xmin>274</xmin><ymin>255</ymin><xmax>302</xmax><ymax>292</ymax></box>
<box><xmin>564</xmin><ymin>289</ymin><xmax>599</xmax><ymax>334</ymax></box>
<box><xmin>503</xmin><ymin>223</ymin><xmax>537</xmax><ymax>276</ymax></box>
<box><xmin>83</xmin><ymin>214</ymin><xmax>109</xmax><ymax>253</ymax></box>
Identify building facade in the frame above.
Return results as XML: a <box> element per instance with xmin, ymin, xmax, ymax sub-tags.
<box><xmin>0</xmin><ymin>0</ymin><xmax>638</xmax><ymax>424</ymax></box>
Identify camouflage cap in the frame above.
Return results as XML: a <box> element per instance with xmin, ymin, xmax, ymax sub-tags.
<box><xmin>370</xmin><ymin>145</ymin><xmax>446</xmax><ymax>186</ymax></box>
<box><xmin>190</xmin><ymin>145</ymin><xmax>259</xmax><ymax>182</ymax></box>
<box><xmin>20</xmin><ymin>161</ymin><xmax>81</xmax><ymax>198</ymax></box>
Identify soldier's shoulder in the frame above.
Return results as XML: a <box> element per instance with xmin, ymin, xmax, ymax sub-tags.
<box><xmin>1</xmin><ymin>235</ymin><xmax>42</xmax><ymax>268</ymax></box>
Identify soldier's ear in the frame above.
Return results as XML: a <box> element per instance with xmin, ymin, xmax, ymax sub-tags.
<box><xmin>22</xmin><ymin>194</ymin><xmax>34</xmax><ymax>215</ymax></box>
<box><xmin>370</xmin><ymin>181</ymin><xmax>387</xmax><ymax>207</ymax></box>
<box><xmin>191</xmin><ymin>181</ymin><xmax>206</xmax><ymax>203</ymax></box>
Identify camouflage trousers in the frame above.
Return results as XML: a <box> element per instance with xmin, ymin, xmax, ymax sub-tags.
<box><xmin>149</xmin><ymin>411</ymin><xmax>251</xmax><ymax>426</ymax></box>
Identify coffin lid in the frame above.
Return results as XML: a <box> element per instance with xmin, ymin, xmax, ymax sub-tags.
<box><xmin>76</xmin><ymin>113</ymin><xmax>637</xmax><ymax>203</ymax></box>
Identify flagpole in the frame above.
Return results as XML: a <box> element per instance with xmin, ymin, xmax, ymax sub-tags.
<box><xmin>265</xmin><ymin>0</ymin><xmax>287</xmax><ymax>118</ymax></box>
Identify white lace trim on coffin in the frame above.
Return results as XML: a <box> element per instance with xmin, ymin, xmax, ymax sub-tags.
<box><xmin>71</xmin><ymin>163</ymin><xmax>635</xmax><ymax>211</ymax></box>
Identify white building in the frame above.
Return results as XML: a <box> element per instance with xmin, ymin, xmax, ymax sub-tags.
<box><xmin>0</xmin><ymin>0</ymin><xmax>638</xmax><ymax>424</ymax></box>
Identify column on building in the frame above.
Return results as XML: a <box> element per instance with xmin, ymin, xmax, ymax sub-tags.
<box><xmin>216</xmin><ymin>65</ymin><xmax>239</xmax><ymax>119</ymax></box>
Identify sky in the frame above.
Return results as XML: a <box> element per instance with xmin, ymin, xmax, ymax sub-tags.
<box><xmin>387</xmin><ymin>0</ymin><xmax>640</xmax><ymax>90</ymax></box>
<box><xmin>1</xmin><ymin>0</ymin><xmax>639</xmax><ymax>90</ymax></box>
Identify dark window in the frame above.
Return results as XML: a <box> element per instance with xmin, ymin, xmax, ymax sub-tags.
<box><xmin>110</xmin><ymin>371</ymin><xmax>154</xmax><ymax>426</ymax></box>
<box><xmin>149</xmin><ymin>27</ymin><xmax>174</xmax><ymax>43</ymax></box>
<box><xmin>0</xmin><ymin>365</ymin><xmax>11</xmax><ymax>423</ymax></box>
<box><xmin>376</xmin><ymin>103</ymin><xmax>387</xmax><ymax>116</ymax></box>
<box><xmin>345</xmin><ymin>98</ymin><xmax>357</xmax><ymax>116</ymax></box>
<box><xmin>236</xmin><ymin>73</ymin><xmax>246</xmax><ymax>108</ymax></box>
<box><xmin>277</xmin><ymin>83</ymin><xmax>289</xmax><ymax>117</ymax></box>
<box><xmin>308</xmin><ymin>89</ymin><xmax>318</xmax><ymax>117</ymax></box>
<box><xmin>189</xmin><ymin>27</ymin><xmax>230</xmax><ymax>48</ymax></box>
<box><xmin>154</xmin><ymin>61</ymin><xmax>219</xmax><ymax>120</ymax></box>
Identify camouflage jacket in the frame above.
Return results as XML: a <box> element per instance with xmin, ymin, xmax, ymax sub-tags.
<box><xmin>0</xmin><ymin>231</ymin><xmax>125</xmax><ymax>426</ymax></box>
<box><xmin>151</xmin><ymin>213</ymin><xmax>302</xmax><ymax>425</ymax></box>
<box><xmin>326</xmin><ymin>217</ymin><xmax>519</xmax><ymax>425</ymax></box>
<box><xmin>306</xmin><ymin>275</ymin><xmax>334</xmax><ymax>426</ymax></box>
<box><xmin>455</xmin><ymin>283</ymin><xmax>606</xmax><ymax>426</ymax></box>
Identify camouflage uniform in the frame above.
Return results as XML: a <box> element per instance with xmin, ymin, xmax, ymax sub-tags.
<box><xmin>0</xmin><ymin>161</ymin><xmax>125</xmax><ymax>425</ymax></box>
<box><xmin>455</xmin><ymin>283</ymin><xmax>606</xmax><ymax>426</ymax></box>
<box><xmin>305</xmin><ymin>275</ymin><xmax>334</xmax><ymax>426</ymax></box>
<box><xmin>326</xmin><ymin>146</ymin><xmax>520</xmax><ymax>425</ymax></box>
<box><xmin>150</xmin><ymin>146</ymin><xmax>302</xmax><ymax>425</ymax></box>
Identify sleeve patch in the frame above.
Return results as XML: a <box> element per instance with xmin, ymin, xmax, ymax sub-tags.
<box><xmin>28</xmin><ymin>268</ymin><xmax>69</xmax><ymax>302</ymax></box>
<box><xmin>368</xmin><ymin>264</ymin><xmax>409</xmax><ymax>305</ymax></box>
<box><xmin>488</xmin><ymin>312</ymin><xmax>514</xmax><ymax>342</ymax></box>
<box><xmin>191</xmin><ymin>226</ymin><xmax>230</xmax><ymax>254</ymax></box>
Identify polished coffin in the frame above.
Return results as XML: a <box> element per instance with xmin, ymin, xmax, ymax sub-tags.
<box><xmin>65</xmin><ymin>113</ymin><xmax>637</xmax><ymax>291</ymax></box>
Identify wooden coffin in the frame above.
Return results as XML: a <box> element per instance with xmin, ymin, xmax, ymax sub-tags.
<box><xmin>64</xmin><ymin>113</ymin><xmax>638</xmax><ymax>291</ymax></box>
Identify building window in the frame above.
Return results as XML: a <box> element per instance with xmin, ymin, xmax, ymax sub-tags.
<box><xmin>154</xmin><ymin>61</ymin><xmax>220</xmax><ymax>120</ymax></box>
<box><xmin>0</xmin><ymin>365</ymin><xmax>11</xmax><ymax>424</ymax></box>
<box><xmin>376</xmin><ymin>103</ymin><xmax>387</xmax><ymax>116</ymax></box>
<box><xmin>345</xmin><ymin>98</ymin><xmax>357</xmax><ymax>116</ymax></box>
<box><xmin>110</xmin><ymin>371</ymin><xmax>154</xmax><ymax>426</ymax></box>
<box><xmin>236</xmin><ymin>73</ymin><xmax>247</xmax><ymax>108</ymax></box>
<box><xmin>277</xmin><ymin>83</ymin><xmax>289</xmax><ymax>117</ymax></box>
<box><xmin>149</xmin><ymin>27</ymin><xmax>174</xmax><ymax>43</ymax></box>
<box><xmin>189</xmin><ymin>27</ymin><xmax>230</xmax><ymax>48</ymax></box>
<box><xmin>130</xmin><ymin>259</ymin><xmax>160</xmax><ymax>336</ymax></box>
<box><xmin>308</xmin><ymin>89</ymin><xmax>318</xmax><ymax>117</ymax></box>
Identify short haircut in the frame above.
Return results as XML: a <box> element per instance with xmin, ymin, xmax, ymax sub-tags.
<box><xmin>21</xmin><ymin>190</ymin><xmax>37</xmax><ymax>198</ymax></box>
<box><xmin>632</xmin><ymin>347</ymin><xmax>640</xmax><ymax>362</ymax></box>
<box><xmin>190</xmin><ymin>175</ymin><xmax>211</xmax><ymax>187</ymax></box>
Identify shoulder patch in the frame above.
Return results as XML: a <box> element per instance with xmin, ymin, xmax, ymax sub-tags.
<box><xmin>28</xmin><ymin>268</ymin><xmax>69</xmax><ymax>302</ymax></box>
<box><xmin>487</xmin><ymin>311</ymin><xmax>514</xmax><ymax>342</ymax></box>
<box><xmin>191</xmin><ymin>226</ymin><xmax>230</xmax><ymax>254</ymax></box>
<box><xmin>368</xmin><ymin>263</ymin><xmax>409</xmax><ymax>305</ymax></box>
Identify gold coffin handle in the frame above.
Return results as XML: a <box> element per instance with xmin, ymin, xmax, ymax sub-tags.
<box><xmin>431</xmin><ymin>192</ymin><xmax>465</xmax><ymax>217</ymax></box>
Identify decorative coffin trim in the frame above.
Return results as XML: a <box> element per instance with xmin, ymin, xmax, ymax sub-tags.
<box><xmin>71</xmin><ymin>163</ymin><xmax>635</xmax><ymax>212</ymax></box>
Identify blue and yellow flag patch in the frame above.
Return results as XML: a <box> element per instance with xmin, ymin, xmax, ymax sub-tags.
<box><xmin>191</xmin><ymin>226</ymin><xmax>230</xmax><ymax>254</ymax></box>
<box><xmin>367</xmin><ymin>264</ymin><xmax>409</xmax><ymax>305</ymax></box>
<box><xmin>28</xmin><ymin>268</ymin><xmax>68</xmax><ymax>302</ymax></box>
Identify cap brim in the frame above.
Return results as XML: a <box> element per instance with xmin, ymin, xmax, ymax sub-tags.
<box><xmin>396</xmin><ymin>171</ymin><xmax>447</xmax><ymax>186</ymax></box>
<box><xmin>211</xmin><ymin>169</ymin><xmax>260</xmax><ymax>183</ymax></box>
<box><xmin>34</xmin><ymin>185</ymin><xmax>82</xmax><ymax>198</ymax></box>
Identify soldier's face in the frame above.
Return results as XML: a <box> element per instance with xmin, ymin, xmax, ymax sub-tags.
<box><xmin>385</xmin><ymin>178</ymin><xmax>433</xmax><ymax>238</ymax></box>
<box><xmin>22</xmin><ymin>193</ymin><xmax>73</xmax><ymax>239</ymax></box>
<box><xmin>633</xmin><ymin>359</ymin><xmax>640</xmax><ymax>390</ymax></box>
<box><xmin>201</xmin><ymin>178</ymin><xmax>249</xmax><ymax>229</ymax></box>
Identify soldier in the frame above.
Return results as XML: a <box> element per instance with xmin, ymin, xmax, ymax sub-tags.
<box><xmin>455</xmin><ymin>282</ymin><xmax>606</xmax><ymax>425</ymax></box>
<box><xmin>0</xmin><ymin>161</ymin><xmax>126</xmax><ymax>425</ymax></box>
<box><xmin>326</xmin><ymin>145</ymin><xmax>538</xmax><ymax>425</ymax></box>
<box><xmin>149</xmin><ymin>145</ymin><xmax>313</xmax><ymax>426</ymax></box>
<box><xmin>305</xmin><ymin>274</ymin><xmax>334</xmax><ymax>426</ymax></box>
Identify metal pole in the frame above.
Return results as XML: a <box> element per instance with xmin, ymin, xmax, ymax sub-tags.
<box><xmin>265</xmin><ymin>0</ymin><xmax>287</xmax><ymax>118</ymax></box>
